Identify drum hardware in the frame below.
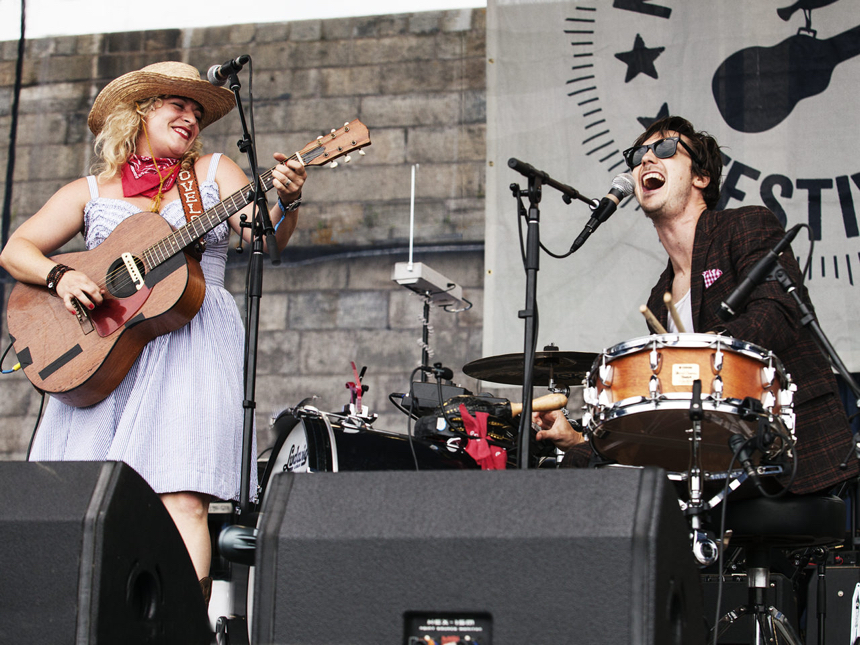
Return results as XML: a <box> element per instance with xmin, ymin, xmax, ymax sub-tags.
<box><xmin>344</xmin><ymin>362</ymin><xmax>376</xmax><ymax>423</ymax></box>
<box><xmin>682</xmin><ymin>379</ymin><xmax>724</xmax><ymax>567</ymax></box>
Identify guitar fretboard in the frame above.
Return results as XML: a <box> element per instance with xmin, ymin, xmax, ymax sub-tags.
<box><xmin>141</xmin><ymin>147</ymin><xmax>324</xmax><ymax>269</ymax></box>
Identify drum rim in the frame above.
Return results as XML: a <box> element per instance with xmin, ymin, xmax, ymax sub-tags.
<box><xmin>592</xmin><ymin>332</ymin><xmax>788</xmax><ymax>376</ymax></box>
<box><xmin>590</xmin><ymin>394</ymin><xmax>769</xmax><ymax>428</ymax></box>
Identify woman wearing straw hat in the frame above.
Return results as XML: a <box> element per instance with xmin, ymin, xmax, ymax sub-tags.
<box><xmin>0</xmin><ymin>61</ymin><xmax>306</xmax><ymax>600</ymax></box>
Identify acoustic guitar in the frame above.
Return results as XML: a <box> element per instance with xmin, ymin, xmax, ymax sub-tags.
<box><xmin>6</xmin><ymin>120</ymin><xmax>370</xmax><ymax>407</ymax></box>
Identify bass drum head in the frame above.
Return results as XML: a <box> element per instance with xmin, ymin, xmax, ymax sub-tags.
<box><xmin>259</xmin><ymin>409</ymin><xmax>478</xmax><ymax>499</ymax></box>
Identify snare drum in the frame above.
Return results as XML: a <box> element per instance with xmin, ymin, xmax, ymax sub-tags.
<box><xmin>583</xmin><ymin>333</ymin><xmax>794</xmax><ymax>472</ymax></box>
<box><xmin>259</xmin><ymin>407</ymin><xmax>478</xmax><ymax>497</ymax></box>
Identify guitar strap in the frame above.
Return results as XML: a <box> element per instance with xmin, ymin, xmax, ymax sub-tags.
<box><xmin>177</xmin><ymin>165</ymin><xmax>206</xmax><ymax>260</ymax></box>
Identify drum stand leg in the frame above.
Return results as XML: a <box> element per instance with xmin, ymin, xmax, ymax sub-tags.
<box><xmin>712</xmin><ymin>563</ymin><xmax>803</xmax><ymax>645</ymax></box>
<box><xmin>686</xmin><ymin>380</ymin><xmax>722</xmax><ymax>567</ymax></box>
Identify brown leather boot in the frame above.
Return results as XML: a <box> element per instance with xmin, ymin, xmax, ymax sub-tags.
<box><xmin>199</xmin><ymin>576</ymin><xmax>212</xmax><ymax>607</ymax></box>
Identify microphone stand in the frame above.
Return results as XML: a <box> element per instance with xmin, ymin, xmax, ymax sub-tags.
<box><xmin>223</xmin><ymin>66</ymin><xmax>278</xmax><ymax>517</ymax></box>
<box><xmin>507</xmin><ymin>160</ymin><xmax>596</xmax><ymax>469</ymax></box>
<box><xmin>772</xmin><ymin>262</ymin><xmax>860</xmax><ymax>466</ymax></box>
<box><xmin>511</xmin><ymin>177</ymin><xmax>541</xmax><ymax>469</ymax></box>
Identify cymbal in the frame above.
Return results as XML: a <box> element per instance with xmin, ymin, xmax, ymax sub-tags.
<box><xmin>463</xmin><ymin>351</ymin><xmax>597</xmax><ymax>386</ymax></box>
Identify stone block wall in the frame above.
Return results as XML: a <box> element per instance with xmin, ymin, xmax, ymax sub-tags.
<box><xmin>0</xmin><ymin>10</ymin><xmax>528</xmax><ymax>464</ymax></box>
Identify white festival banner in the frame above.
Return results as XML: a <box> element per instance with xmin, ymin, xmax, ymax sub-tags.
<box><xmin>485</xmin><ymin>0</ymin><xmax>860</xmax><ymax>372</ymax></box>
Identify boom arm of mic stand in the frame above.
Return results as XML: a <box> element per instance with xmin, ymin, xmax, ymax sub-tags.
<box><xmin>507</xmin><ymin>158</ymin><xmax>595</xmax><ymax>206</ymax></box>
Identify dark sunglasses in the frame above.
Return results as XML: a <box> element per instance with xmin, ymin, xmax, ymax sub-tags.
<box><xmin>622</xmin><ymin>136</ymin><xmax>703</xmax><ymax>170</ymax></box>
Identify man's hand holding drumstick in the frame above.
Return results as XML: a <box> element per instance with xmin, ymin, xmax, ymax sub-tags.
<box><xmin>531</xmin><ymin>404</ymin><xmax>586</xmax><ymax>450</ymax></box>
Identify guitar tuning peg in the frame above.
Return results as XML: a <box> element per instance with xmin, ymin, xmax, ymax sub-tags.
<box><xmin>317</xmin><ymin>135</ymin><xmax>323</xmax><ymax>141</ymax></box>
<box><xmin>329</xmin><ymin>161</ymin><xmax>339</xmax><ymax>168</ymax></box>
<box><xmin>344</xmin><ymin>155</ymin><xmax>352</xmax><ymax>163</ymax></box>
<box><xmin>358</xmin><ymin>149</ymin><xmax>366</xmax><ymax>156</ymax></box>
<box><xmin>343</xmin><ymin>122</ymin><xmax>350</xmax><ymax>131</ymax></box>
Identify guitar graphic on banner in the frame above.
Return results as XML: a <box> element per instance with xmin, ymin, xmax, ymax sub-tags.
<box><xmin>713</xmin><ymin>1</ymin><xmax>860</xmax><ymax>133</ymax></box>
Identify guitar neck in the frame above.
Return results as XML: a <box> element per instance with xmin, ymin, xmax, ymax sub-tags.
<box><xmin>139</xmin><ymin>118</ymin><xmax>370</xmax><ymax>270</ymax></box>
<box><xmin>141</xmin><ymin>165</ymin><xmax>277</xmax><ymax>269</ymax></box>
<box><xmin>828</xmin><ymin>25</ymin><xmax>860</xmax><ymax>65</ymax></box>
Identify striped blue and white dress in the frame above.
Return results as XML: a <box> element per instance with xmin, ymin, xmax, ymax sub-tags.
<box><xmin>29</xmin><ymin>153</ymin><xmax>256</xmax><ymax>502</ymax></box>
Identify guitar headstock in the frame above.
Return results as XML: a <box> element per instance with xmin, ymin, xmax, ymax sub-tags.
<box><xmin>299</xmin><ymin>119</ymin><xmax>371</xmax><ymax>168</ymax></box>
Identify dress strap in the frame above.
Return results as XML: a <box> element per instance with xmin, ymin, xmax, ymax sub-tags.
<box><xmin>85</xmin><ymin>175</ymin><xmax>99</xmax><ymax>200</ymax></box>
<box><xmin>206</xmin><ymin>153</ymin><xmax>222</xmax><ymax>183</ymax></box>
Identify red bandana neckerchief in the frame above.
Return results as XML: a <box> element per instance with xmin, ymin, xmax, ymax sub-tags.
<box><xmin>121</xmin><ymin>154</ymin><xmax>180</xmax><ymax>199</ymax></box>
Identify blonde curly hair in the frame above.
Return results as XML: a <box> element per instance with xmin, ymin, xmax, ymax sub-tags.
<box><xmin>90</xmin><ymin>96</ymin><xmax>202</xmax><ymax>182</ymax></box>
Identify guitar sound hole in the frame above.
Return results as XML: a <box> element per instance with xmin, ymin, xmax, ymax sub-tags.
<box><xmin>106</xmin><ymin>256</ymin><xmax>146</xmax><ymax>298</ymax></box>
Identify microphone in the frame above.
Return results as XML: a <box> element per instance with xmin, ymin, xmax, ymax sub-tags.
<box><xmin>569</xmin><ymin>172</ymin><xmax>634</xmax><ymax>253</ymax></box>
<box><xmin>717</xmin><ymin>223</ymin><xmax>803</xmax><ymax>321</ymax></box>
<box><xmin>729</xmin><ymin>433</ymin><xmax>761</xmax><ymax>486</ymax></box>
<box><xmin>207</xmin><ymin>55</ymin><xmax>251</xmax><ymax>86</ymax></box>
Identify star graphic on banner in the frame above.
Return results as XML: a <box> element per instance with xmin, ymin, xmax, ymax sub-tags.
<box><xmin>637</xmin><ymin>102</ymin><xmax>670</xmax><ymax>129</ymax></box>
<box><xmin>615</xmin><ymin>34</ymin><xmax>665</xmax><ymax>82</ymax></box>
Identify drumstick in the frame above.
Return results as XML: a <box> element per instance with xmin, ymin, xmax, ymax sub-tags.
<box><xmin>510</xmin><ymin>392</ymin><xmax>568</xmax><ymax>417</ymax></box>
<box><xmin>639</xmin><ymin>304</ymin><xmax>667</xmax><ymax>335</ymax></box>
<box><xmin>663</xmin><ymin>291</ymin><xmax>686</xmax><ymax>333</ymax></box>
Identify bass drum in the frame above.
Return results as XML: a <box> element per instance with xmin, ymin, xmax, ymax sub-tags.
<box><xmin>259</xmin><ymin>407</ymin><xmax>477</xmax><ymax>496</ymax></box>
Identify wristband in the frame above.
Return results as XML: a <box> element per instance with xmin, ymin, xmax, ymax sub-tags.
<box><xmin>46</xmin><ymin>263</ymin><xmax>73</xmax><ymax>297</ymax></box>
<box><xmin>277</xmin><ymin>196</ymin><xmax>302</xmax><ymax>213</ymax></box>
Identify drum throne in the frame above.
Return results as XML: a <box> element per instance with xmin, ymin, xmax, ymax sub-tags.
<box><xmin>709</xmin><ymin>492</ymin><xmax>846</xmax><ymax>644</ymax></box>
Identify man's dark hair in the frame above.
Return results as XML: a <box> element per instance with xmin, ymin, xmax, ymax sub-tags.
<box><xmin>633</xmin><ymin>116</ymin><xmax>722</xmax><ymax>210</ymax></box>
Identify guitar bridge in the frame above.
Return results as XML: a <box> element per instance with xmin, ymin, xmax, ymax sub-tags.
<box><xmin>122</xmin><ymin>252</ymin><xmax>145</xmax><ymax>291</ymax></box>
<box><xmin>71</xmin><ymin>297</ymin><xmax>94</xmax><ymax>335</ymax></box>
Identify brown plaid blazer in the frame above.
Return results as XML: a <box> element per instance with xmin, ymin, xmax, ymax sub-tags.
<box><xmin>643</xmin><ymin>206</ymin><xmax>857</xmax><ymax>494</ymax></box>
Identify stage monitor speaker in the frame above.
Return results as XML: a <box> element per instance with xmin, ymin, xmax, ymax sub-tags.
<box><xmin>253</xmin><ymin>467</ymin><xmax>705</xmax><ymax>645</ymax></box>
<box><xmin>0</xmin><ymin>461</ymin><xmax>210</xmax><ymax>644</ymax></box>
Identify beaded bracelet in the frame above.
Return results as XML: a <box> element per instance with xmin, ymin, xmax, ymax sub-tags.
<box><xmin>46</xmin><ymin>263</ymin><xmax>73</xmax><ymax>297</ymax></box>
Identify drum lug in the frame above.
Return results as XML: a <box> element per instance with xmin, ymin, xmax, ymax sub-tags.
<box><xmin>711</xmin><ymin>346</ymin><xmax>724</xmax><ymax>373</ymax></box>
<box><xmin>761</xmin><ymin>365</ymin><xmax>776</xmax><ymax>389</ymax></box>
<box><xmin>597</xmin><ymin>389</ymin><xmax>612</xmax><ymax>408</ymax></box>
<box><xmin>599</xmin><ymin>362</ymin><xmax>613</xmax><ymax>387</ymax></box>
<box><xmin>780</xmin><ymin>382</ymin><xmax>797</xmax><ymax>434</ymax></box>
<box><xmin>649</xmin><ymin>346</ymin><xmax>662</xmax><ymax>373</ymax></box>
<box><xmin>761</xmin><ymin>390</ymin><xmax>776</xmax><ymax>411</ymax></box>
<box><xmin>649</xmin><ymin>374</ymin><xmax>661</xmax><ymax>398</ymax></box>
<box><xmin>711</xmin><ymin>374</ymin><xmax>724</xmax><ymax>399</ymax></box>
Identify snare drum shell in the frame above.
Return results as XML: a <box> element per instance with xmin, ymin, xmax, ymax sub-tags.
<box><xmin>595</xmin><ymin>335</ymin><xmax>783</xmax><ymax>405</ymax></box>
<box><xmin>587</xmin><ymin>334</ymin><xmax>790</xmax><ymax>472</ymax></box>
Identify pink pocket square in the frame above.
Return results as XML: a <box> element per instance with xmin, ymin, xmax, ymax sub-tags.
<box><xmin>703</xmin><ymin>268</ymin><xmax>723</xmax><ymax>289</ymax></box>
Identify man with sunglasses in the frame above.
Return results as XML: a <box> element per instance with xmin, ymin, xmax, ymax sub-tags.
<box><xmin>535</xmin><ymin>115</ymin><xmax>857</xmax><ymax>496</ymax></box>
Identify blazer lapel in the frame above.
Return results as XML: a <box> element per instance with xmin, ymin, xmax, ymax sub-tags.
<box><xmin>690</xmin><ymin>210</ymin><xmax>717</xmax><ymax>331</ymax></box>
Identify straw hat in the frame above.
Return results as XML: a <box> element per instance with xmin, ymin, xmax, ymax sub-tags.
<box><xmin>87</xmin><ymin>61</ymin><xmax>235</xmax><ymax>135</ymax></box>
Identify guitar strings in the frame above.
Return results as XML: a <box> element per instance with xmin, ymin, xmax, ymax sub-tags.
<box><xmin>93</xmin><ymin>150</ymin><xmax>300</xmax><ymax>295</ymax></box>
